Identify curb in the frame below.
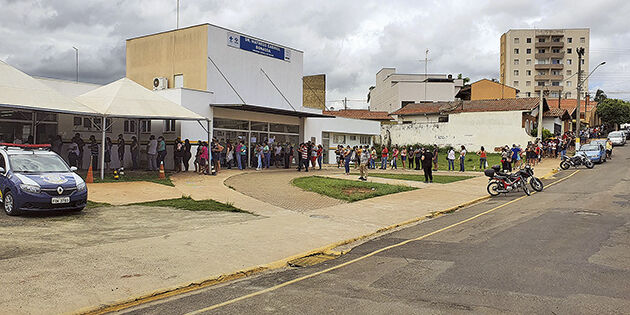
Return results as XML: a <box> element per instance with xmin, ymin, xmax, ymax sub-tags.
<box><xmin>72</xmin><ymin>195</ymin><xmax>491</xmax><ymax>315</ymax></box>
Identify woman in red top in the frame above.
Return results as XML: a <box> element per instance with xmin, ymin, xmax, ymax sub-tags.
<box><xmin>477</xmin><ymin>146</ymin><xmax>487</xmax><ymax>170</ymax></box>
<box><xmin>380</xmin><ymin>147</ymin><xmax>389</xmax><ymax>170</ymax></box>
<box><xmin>316</xmin><ymin>144</ymin><xmax>323</xmax><ymax>170</ymax></box>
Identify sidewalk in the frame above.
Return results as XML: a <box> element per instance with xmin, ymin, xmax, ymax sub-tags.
<box><xmin>0</xmin><ymin>159</ymin><xmax>558</xmax><ymax>315</ymax></box>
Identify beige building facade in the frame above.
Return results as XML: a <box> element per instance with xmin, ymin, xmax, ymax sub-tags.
<box><xmin>500</xmin><ymin>28</ymin><xmax>589</xmax><ymax>99</ymax></box>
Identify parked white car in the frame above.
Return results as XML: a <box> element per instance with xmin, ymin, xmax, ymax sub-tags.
<box><xmin>608</xmin><ymin>131</ymin><xmax>626</xmax><ymax>146</ymax></box>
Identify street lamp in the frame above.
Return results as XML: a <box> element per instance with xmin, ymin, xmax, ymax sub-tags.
<box><xmin>576</xmin><ymin>57</ymin><xmax>605</xmax><ymax>147</ymax></box>
<box><xmin>72</xmin><ymin>46</ymin><xmax>79</xmax><ymax>82</ymax></box>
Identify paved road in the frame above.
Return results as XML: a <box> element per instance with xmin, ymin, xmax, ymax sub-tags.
<box><xmin>121</xmin><ymin>146</ymin><xmax>630</xmax><ymax>314</ymax></box>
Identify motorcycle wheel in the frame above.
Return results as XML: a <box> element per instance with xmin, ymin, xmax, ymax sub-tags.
<box><xmin>521</xmin><ymin>179</ymin><xmax>531</xmax><ymax>196</ymax></box>
<box><xmin>530</xmin><ymin>177</ymin><xmax>544</xmax><ymax>192</ymax></box>
<box><xmin>560</xmin><ymin>161</ymin><xmax>570</xmax><ymax>170</ymax></box>
<box><xmin>585</xmin><ymin>160</ymin><xmax>594</xmax><ymax>169</ymax></box>
<box><xmin>487</xmin><ymin>181</ymin><xmax>501</xmax><ymax>196</ymax></box>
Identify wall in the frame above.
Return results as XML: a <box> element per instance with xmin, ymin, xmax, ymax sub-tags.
<box><xmin>471</xmin><ymin>79</ymin><xmax>516</xmax><ymax>100</ymax></box>
<box><xmin>304</xmin><ymin>117</ymin><xmax>381</xmax><ymax>163</ymax></box>
<box><xmin>126</xmin><ymin>24</ymin><xmax>208</xmax><ymax>91</ymax></box>
<box><xmin>302</xmin><ymin>74</ymin><xmax>326</xmax><ymax>109</ymax></box>
<box><xmin>543</xmin><ymin>117</ymin><xmax>564</xmax><ymax>135</ymax></box>
<box><xmin>382</xmin><ymin>111</ymin><xmax>534</xmax><ymax>151</ymax></box>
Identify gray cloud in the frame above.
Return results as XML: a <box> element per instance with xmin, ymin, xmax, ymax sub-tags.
<box><xmin>1</xmin><ymin>0</ymin><xmax>629</xmax><ymax>104</ymax></box>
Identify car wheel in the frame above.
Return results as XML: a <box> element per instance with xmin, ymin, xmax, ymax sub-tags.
<box><xmin>3</xmin><ymin>191</ymin><xmax>20</xmax><ymax>216</ymax></box>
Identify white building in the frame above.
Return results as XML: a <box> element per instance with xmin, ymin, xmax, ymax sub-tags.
<box><xmin>368</xmin><ymin>68</ymin><xmax>464</xmax><ymax>113</ymax></box>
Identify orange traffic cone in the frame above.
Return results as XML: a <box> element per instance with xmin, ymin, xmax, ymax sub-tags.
<box><xmin>159</xmin><ymin>162</ymin><xmax>166</xmax><ymax>179</ymax></box>
<box><xmin>86</xmin><ymin>161</ymin><xmax>94</xmax><ymax>183</ymax></box>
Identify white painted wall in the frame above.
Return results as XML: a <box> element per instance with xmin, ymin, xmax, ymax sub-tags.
<box><xmin>382</xmin><ymin>111</ymin><xmax>534</xmax><ymax>151</ymax></box>
<box><xmin>206</xmin><ymin>25</ymin><xmax>304</xmax><ymax>112</ymax></box>
<box><xmin>543</xmin><ymin>117</ymin><xmax>564</xmax><ymax>135</ymax></box>
<box><xmin>304</xmin><ymin>117</ymin><xmax>381</xmax><ymax>163</ymax></box>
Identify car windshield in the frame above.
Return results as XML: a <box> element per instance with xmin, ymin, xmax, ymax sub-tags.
<box><xmin>579</xmin><ymin>145</ymin><xmax>599</xmax><ymax>151</ymax></box>
<box><xmin>609</xmin><ymin>132</ymin><xmax>623</xmax><ymax>137</ymax></box>
<box><xmin>8</xmin><ymin>154</ymin><xmax>70</xmax><ymax>173</ymax></box>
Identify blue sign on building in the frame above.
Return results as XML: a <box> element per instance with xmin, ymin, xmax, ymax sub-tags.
<box><xmin>227</xmin><ymin>32</ymin><xmax>290</xmax><ymax>62</ymax></box>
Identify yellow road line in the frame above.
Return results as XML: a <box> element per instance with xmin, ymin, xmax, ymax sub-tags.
<box><xmin>185</xmin><ymin>170</ymin><xmax>580</xmax><ymax>314</ymax></box>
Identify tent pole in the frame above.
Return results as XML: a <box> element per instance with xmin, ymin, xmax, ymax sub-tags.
<box><xmin>101</xmin><ymin>116</ymin><xmax>106</xmax><ymax>180</ymax></box>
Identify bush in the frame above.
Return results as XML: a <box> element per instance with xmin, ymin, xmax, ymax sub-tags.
<box><xmin>530</xmin><ymin>128</ymin><xmax>553</xmax><ymax>140</ymax></box>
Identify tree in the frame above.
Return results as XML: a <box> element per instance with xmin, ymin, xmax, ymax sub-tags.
<box><xmin>596</xmin><ymin>98</ymin><xmax>630</xmax><ymax>129</ymax></box>
<box><xmin>457</xmin><ymin>73</ymin><xmax>470</xmax><ymax>84</ymax></box>
<box><xmin>594</xmin><ymin>89</ymin><xmax>607</xmax><ymax>104</ymax></box>
<box><xmin>530</xmin><ymin>128</ymin><xmax>553</xmax><ymax>140</ymax></box>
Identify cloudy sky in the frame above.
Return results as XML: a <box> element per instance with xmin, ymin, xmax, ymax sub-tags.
<box><xmin>1</xmin><ymin>0</ymin><xmax>629</xmax><ymax>107</ymax></box>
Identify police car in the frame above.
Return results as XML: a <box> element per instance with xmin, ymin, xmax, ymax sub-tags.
<box><xmin>0</xmin><ymin>143</ymin><xmax>88</xmax><ymax>216</ymax></box>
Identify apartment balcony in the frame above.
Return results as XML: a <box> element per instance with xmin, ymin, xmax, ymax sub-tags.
<box><xmin>535</xmin><ymin>74</ymin><xmax>564</xmax><ymax>81</ymax></box>
<box><xmin>534</xmin><ymin>63</ymin><xmax>564</xmax><ymax>70</ymax></box>
<box><xmin>535</xmin><ymin>52</ymin><xmax>565</xmax><ymax>59</ymax></box>
<box><xmin>535</xmin><ymin>41</ymin><xmax>564</xmax><ymax>48</ymax></box>
<box><xmin>534</xmin><ymin>86</ymin><xmax>563</xmax><ymax>92</ymax></box>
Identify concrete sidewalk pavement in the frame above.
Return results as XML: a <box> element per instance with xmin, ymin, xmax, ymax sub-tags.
<box><xmin>0</xmin><ymin>159</ymin><xmax>558</xmax><ymax>315</ymax></box>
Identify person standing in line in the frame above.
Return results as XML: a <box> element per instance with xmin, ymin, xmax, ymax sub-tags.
<box><xmin>380</xmin><ymin>146</ymin><xmax>389</xmax><ymax>170</ymax></box>
<box><xmin>200</xmin><ymin>142</ymin><xmax>209</xmax><ymax>174</ymax></box>
<box><xmin>183</xmin><ymin>139</ymin><xmax>192</xmax><ymax>171</ymax></box>
<box><xmin>414</xmin><ymin>147</ymin><xmax>422</xmax><ymax>170</ymax></box>
<box><xmin>352</xmin><ymin>146</ymin><xmax>359</xmax><ymax>169</ymax></box>
<box><xmin>147</xmin><ymin>135</ymin><xmax>158</xmax><ymax>171</ymax></box>
<box><xmin>421</xmin><ymin>147</ymin><xmax>434</xmax><ymax>183</ymax></box>
<box><xmin>317</xmin><ymin>144</ymin><xmax>323</xmax><ymax>170</ymax></box>
<box><xmin>312</xmin><ymin>144</ymin><xmax>319</xmax><ymax>169</ymax></box>
<box><xmin>359</xmin><ymin>145</ymin><xmax>369</xmax><ymax>181</ymax></box>
<box><xmin>72</xmin><ymin>133</ymin><xmax>85</xmax><ymax>170</ymax></box>
<box><xmin>459</xmin><ymin>145</ymin><xmax>467</xmax><ymax>172</ymax></box>
<box><xmin>408</xmin><ymin>146</ymin><xmax>415</xmax><ymax>170</ymax></box>
<box><xmin>174</xmin><ymin>138</ymin><xmax>184</xmax><ymax>172</ymax></box>
<box><xmin>256</xmin><ymin>144</ymin><xmax>263</xmax><ymax>171</ymax></box>
<box><xmin>104</xmin><ymin>137</ymin><xmax>112</xmax><ymax>170</ymax></box>
<box><xmin>130</xmin><ymin>136</ymin><xmax>139</xmax><ymax>170</ymax></box>
<box><xmin>335</xmin><ymin>145</ymin><xmax>342</xmax><ymax>168</ymax></box>
<box><xmin>286</xmin><ymin>143</ymin><xmax>294</xmax><ymax>169</ymax></box>
<box><xmin>501</xmin><ymin>147</ymin><xmax>510</xmax><ymax>172</ymax></box>
<box><xmin>477</xmin><ymin>146</ymin><xmax>487</xmax><ymax>170</ymax></box>
<box><xmin>391</xmin><ymin>146</ymin><xmax>399</xmax><ymax>170</ymax></box>
<box><xmin>52</xmin><ymin>135</ymin><xmax>63</xmax><ymax>156</ymax></box>
<box><xmin>297</xmin><ymin>143</ymin><xmax>303</xmax><ymax>170</ymax></box>
<box><xmin>117</xmin><ymin>134</ymin><xmax>125</xmax><ymax>168</ymax></box>
<box><xmin>275</xmin><ymin>143</ymin><xmax>283</xmax><ymax>167</ymax></box>
<box><xmin>511</xmin><ymin>144</ymin><xmax>521</xmax><ymax>169</ymax></box>
<box><xmin>343</xmin><ymin>145</ymin><xmax>352</xmax><ymax>175</ymax></box>
<box><xmin>67</xmin><ymin>141</ymin><xmax>80</xmax><ymax>168</ymax></box>
<box><xmin>240</xmin><ymin>141</ymin><xmax>248</xmax><ymax>170</ymax></box>
<box><xmin>432</xmin><ymin>144</ymin><xmax>439</xmax><ymax>171</ymax></box>
<box><xmin>235</xmin><ymin>141</ymin><xmax>243</xmax><ymax>170</ymax></box>
<box><xmin>211</xmin><ymin>138</ymin><xmax>223</xmax><ymax>174</ymax></box>
<box><xmin>401</xmin><ymin>147</ymin><xmax>407</xmax><ymax>168</ymax></box>
<box><xmin>225</xmin><ymin>141</ymin><xmax>234</xmax><ymax>169</ymax></box>
<box><xmin>194</xmin><ymin>142</ymin><xmax>202</xmax><ymax>173</ymax></box>
<box><xmin>447</xmin><ymin>147</ymin><xmax>455</xmax><ymax>171</ymax></box>
<box><xmin>156</xmin><ymin>136</ymin><xmax>167</xmax><ymax>169</ymax></box>
<box><xmin>89</xmin><ymin>135</ymin><xmax>99</xmax><ymax>170</ymax></box>
<box><xmin>263</xmin><ymin>141</ymin><xmax>271</xmax><ymax>169</ymax></box>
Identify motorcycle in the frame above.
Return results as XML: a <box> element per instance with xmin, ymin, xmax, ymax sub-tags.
<box><xmin>485</xmin><ymin>165</ymin><xmax>531</xmax><ymax>196</ymax></box>
<box><xmin>519</xmin><ymin>164</ymin><xmax>543</xmax><ymax>192</ymax></box>
<box><xmin>560</xmin><ymin>152</ymin><xmax>594</xmax><ymax>170</ymax></box>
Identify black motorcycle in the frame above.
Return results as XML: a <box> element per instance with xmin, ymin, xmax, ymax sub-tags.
<box><xmin>519</xmin><ymin>165</ymin><xmax>544</xmax><ymax>192</ymax></box>
<box><xmin>560</xmin><ymin>153</ymin><xmax>594</xmax><ymax>170</ymax></box>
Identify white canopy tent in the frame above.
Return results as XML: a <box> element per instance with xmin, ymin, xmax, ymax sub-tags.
<box><xmin>75</xmin><ymin>78</ymin><xmax>209</xmax><ymax>179</ymax></box>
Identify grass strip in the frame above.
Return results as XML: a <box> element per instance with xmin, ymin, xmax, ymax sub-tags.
<box><xmin>356</xmin><ymin>173</ymin><xmax>472</xmax><ymax>184</ymax></box>
<box><xmin>292</xmin><ymin>176</ymin><xmax>416</xmax><ymax>202</ymax></box>
<box><xmin>130</xmin><ymin>196</ymin><xmax>250</xmax><ymax>213</ymax></box>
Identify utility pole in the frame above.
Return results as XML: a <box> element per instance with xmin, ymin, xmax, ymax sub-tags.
<box><xmin>538</xmin><ymin>87</ymin><xmax>544</xmax><ymax>140</ymax></box>
<box><xmin>575</xmin><ymin>47</ymin><xmax>585</xmax><ymax>149</ymax></box>
<box><xmin>72</xmin><ymin>46</ymin><xmax>78</xmax><ymax>82</ymax></box>
<box><xmin>176</xmin><ymin>0</ymin><xmax>180</xmax><ymax>29</ymax></box>
<box><xmin>343</xmin><ymin>97</ymin><xmax>347</xmax><ymax>110</ymax></box>
<box><xmin>418</xmin><ymin>49</ymin><xmax>430</xmax><ymax>102</ymax></box>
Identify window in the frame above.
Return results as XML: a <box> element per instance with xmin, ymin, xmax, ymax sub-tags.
<box><xmin>525</xmin><ymin>81</ymin><xmax>531</xmax><ymax>87</ymax></box>
<box><xmin>567</xmin><ymin>59</ymin><xmax>572</xmax><ymax>65</ymax></box>
<box><xmin>270</xmin><ymin>123</ymin><xmax>299</xmax><ymax>134</ymax></box>
<box><xmin>526</xmin><ymin>92</ymin><xmax>531</xmax><ymax>97</ymax></box>
<box><xmin>567</xmin><ymin>37</ymin><xmax>572</xmax><ymax>43</ymax></box>
<box><xmin>580</xmin><ymin>37</ymin><xmax>585</xmax><ymax>43</ymax></box>
<box><xmin>513</xmin><ymin>81</ymin><xmax>519</xmax><ymax>87</ymax></box>
<box><xmin>552</xmin><ymin>37</ymin><xmax>561</xmax><ymax>42</ymax></box>
<box><xmin>514</xmin><ymin>38</ymin><xmax>519</xmax><ymax>44</ymax></box>
<box><xmin>526</xmin><ymin>59</ymin><xmax>532</xmax><ymax>65</ymax></box>
<box><xmin>566</xmin><ymin>92</ymin><xmax>572</xmax><ymax>98</ymax></box>
<box><xmin>551</xmin><ymin>59</ymin><xmax>562</xmax><ymax>64</ymax></box>
<box><xmin>213</xmin><ymin>118</ymin><xmax>248</xmax><ymax>130</ymax></box>
<box><xmin>526</xmin><ymin>38</ymin><xmax>532</xmax><ymax>43</ymax></box>
<box><xmin>566</xmin><ymin>81</ymin><xmax>572</xmax><ymax>87</ymax></box>
<box><xmin>514</xmin><ymin>70</ymin><xmax>519</xmax><ymax>76</ymax></box>
<box><xmin>550</xmin><ymin>92</ymin><xmax>559</xmax><ymax>98</ymax></box>
<box><xmin>140</xmin><ymin>120</ymin><xmax>152</xmax><ymax>133</ymax></box>
<box><xmin>538</xmin><ymin>81</ymin><xmax>545</xmax><ymax>87</ymax></box>
<box><xmin>551</xmin><ymin>70</ymin><xmax>561</xmax><ymax>75</ymax></box>
<box><xmin>73</xmin><ymin>116</ymin><xmax>82</xmax><ymax>127</ymax></box>
<box><xmin>538</xmin><ymin>38</ymin><xmax>545</xmax><ymax>43</ymax></box>
<box><xmin>538</xmin><ymin>49</ymin><xmax>546</xmax><ymax>53</ymax></box>
<box><xmin>514</xmin><ymin>48</ymin><xmax>519</xmax><ymax>54</ymax></box>
<box><xmin>526</xmin><ymin>48</ymin><xmax>531</xmax><ymax>54</ymax></box>
<box><xmin>566</xmin><ymin>70</ymin><xmax>572</xmax><ymax>75</ymax></box>
<box><xmin>567</xmin><ymin>48</ymin><xmax>572</xmax><ymax>54</ymax></box>
<box><xmin>526</xmin><ymin>70</ymin><xmax>532</xmax><ymax>76</ymax></box>
<box><xmin>551</xmin><ymin>81</ymin><xmax>561</xmax><ymax>86</ymax></box>
<box><xmin>174</xmin><ymin>74</ymin><xmax>184</xmax><ymax>88</ymax></box>
<box><xmin>123</xmin><ymin>120</ymin><xmax>136</xmax><ymax>133</ymax></box>
<box><xmin>514</xmin><ymin>59</ymin><xmax>519</xmax><ymax>65</ymax></box>
<box><xmin>349</xmin><ymin>135</ymin><xmax>357</xmax><ymax>141</ymax></box>
<box><xmin>83</xmin><ymin>117</ymin><xmax>92</xmax><ymax>130</ymax></box>
<box><xmin>360</xmin><ymin>136</ymin><xmax>371</xmax><ymax>144</ymax></box>
<box><xmin>536</xmin><ymin>59</ymin><xmax>548</xmax><ymax>64</ymax></box>
<box><xmin>581</xmin><ymin>59</ymin><xmax>585</xmax><ymax>65</ymax></box>
<box><xmin>333</xmin><ymin>134</ymin><xmax>346</xmax><ymax>144</ymax></box>
<box><xmin>165</xmin><ymin>119</ymin><xmax>176</xmax><ymax>132</ymax></box>
<box><xmin>552</xmin><ymin>48</ymin><xmax>560</xmax><ymax>53</ymax></box>
<box><xmin>250</xmin><ymin>121</ymin><xmax>268</xmax><ymax>131</ymax></box>
<box><xmin>438</xmin><ymin>116</ymin><xmax>449</xmax><ymax>123</ymax></box>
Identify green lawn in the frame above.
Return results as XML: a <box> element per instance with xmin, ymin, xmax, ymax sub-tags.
<box><xmin>358</xmin><ymin>173</ymin><xmax>472</xmax><ymax>184</ymax></box>
<box><xmin>129</xmin><ymin>196</ymin><xmax>249</xmax><ymax>213</ymax></box>
<box><xmin>80</xmin><ymin>170</ymin><xmax>174</xmax><ymax>186</ymax></box>
<box><xmin>292</xmin><ymin>176</ymin><xmax>416</xmax><ymax>202</ymax></box>
<box><xmin>383</xmin><ymin>152</ymin><xmax>502</xmax><ymax>172</ymax></box>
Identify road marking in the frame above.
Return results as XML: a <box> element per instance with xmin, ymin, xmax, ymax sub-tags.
<box><xmin>184</xmin><ymin>170</ymin><xmax>581</xmax><ymax>314</ymax></box>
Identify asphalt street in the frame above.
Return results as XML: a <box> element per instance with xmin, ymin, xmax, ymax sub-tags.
<box><xmin>120</xmin><ymin>146</ymin><xmax>630</xmax><ymax>315</ymax></box>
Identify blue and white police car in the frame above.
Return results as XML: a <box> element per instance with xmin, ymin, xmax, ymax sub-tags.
<box><xmin>0</xmin><ymin>144</ymin><xmax>88</xmax><ymax>216</ymax></box>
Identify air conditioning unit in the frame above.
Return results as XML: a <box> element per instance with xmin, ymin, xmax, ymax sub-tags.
<box><xmin>153</xmin><ymin>77</ymin><xmax>168</xmax><ymax>90</ymax></box>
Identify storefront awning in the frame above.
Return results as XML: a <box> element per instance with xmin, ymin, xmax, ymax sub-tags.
<box><xmin>211</xmin><ymin>104</ymin><xmax>332</xmax><ymax>118</ymax></box>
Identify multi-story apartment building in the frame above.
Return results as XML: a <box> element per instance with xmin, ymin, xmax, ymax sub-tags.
<box><xmin>500</xmin><ymin>28</ymin><xmax>589</xmax><ymax>99</ymax></box>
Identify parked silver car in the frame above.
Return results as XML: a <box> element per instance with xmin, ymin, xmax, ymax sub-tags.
<box><xmin>608</xmin><ymin>131</ymin><xmax>626</xmax><ymax>146</ymax></box>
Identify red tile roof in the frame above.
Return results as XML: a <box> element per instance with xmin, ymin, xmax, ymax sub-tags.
<box><xmin>390</xmin><ymin>102</ymin><xmax>449</xmax><ymax>115</ymax></box>
<box><xmin>391</xmin><ymin>98</ymin><xmax>541</xmax><ymax>115</ymax></box>
<box><xmin>544</xmin><ymin>107</ymin><xmax>569</xmax><ymax>117</ymax></box>
<box><xmin>546</xmin><ymin>98</ymin><xmax>597</xmax><ymax>114</ymax></box>
<box><xmin>322</xmin><ymin>109</ymin><xmax>393</xmax><ymax>121</ymax></box>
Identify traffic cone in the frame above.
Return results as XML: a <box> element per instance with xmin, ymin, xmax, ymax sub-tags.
<box><xmin>159</xmin><ymin>162</ymin><xmax>166</xmax><ymax>179</ymax></box>
<box><xmin>86</xmin><ymin>161</ymin><xmax>94</xmax><ymax>183</ymax></box>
